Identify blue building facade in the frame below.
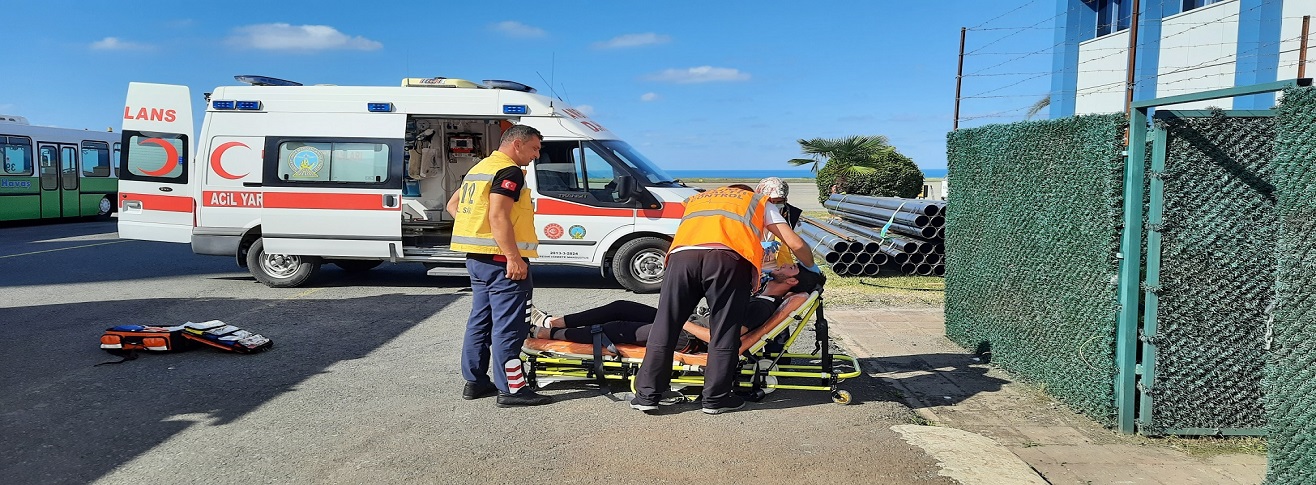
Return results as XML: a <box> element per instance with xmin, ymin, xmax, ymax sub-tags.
<box><xmin>1049</xmin><ymin>0</ymin><xmax>1292</xmax><ymax>117</ymax></box>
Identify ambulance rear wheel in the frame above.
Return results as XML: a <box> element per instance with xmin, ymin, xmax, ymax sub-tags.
<box><xmin>612</xmin><ymin>237</ymin><xmax>669</xmax><ymax>294</ymax></box>
<box><xmin>247</xmin><ymin>238</ymin><xmax>321</xmax><ymax>288</ymax></box>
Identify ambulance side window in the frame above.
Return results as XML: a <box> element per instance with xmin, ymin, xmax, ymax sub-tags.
<box><xmin>264</xmin><ymin>137</ymin><xmax>401</xmax><ymax>188</ymax></box>
<box><xmin>533</xmin><ymin>141</ymin><xmax>627</xmax><ymax>206</ymax></box>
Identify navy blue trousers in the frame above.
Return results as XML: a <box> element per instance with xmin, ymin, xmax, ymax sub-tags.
<box><xmin>461</xmin><ymin>257</ymin><xmax>533</xmax><ymax>393</ymax></box>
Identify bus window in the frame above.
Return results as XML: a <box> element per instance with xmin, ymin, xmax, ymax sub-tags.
<box><xmin>81</xmin><ymin>141</ymin><xmax>112</xmax><ymax>177</ymax></box>
<box><xmin>61</xmin><ymin>146</ymin><xmax>79</xmax><ymax>190</ymax></box>
<box><xmin>112</xmin><ymin>143</ymin><xmax>121</xmax><ymax>178</ymax></box>
<box><xmin>39</xmin><ymin>146</ymin><xmax>58</xmax><ymax>190</ymax></box>
<box><xmin>1</xmin><ymin>136</ymin><xmax>33</xmax><ymax>175</ymax></box>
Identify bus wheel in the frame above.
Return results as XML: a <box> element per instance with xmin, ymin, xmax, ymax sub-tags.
<box><xmin>333</xmin><ymin>260</ymin><xmax>382</xmax><ymax>272</ymax></box>
<box><xmin>611</xmin><ymin>237</ymin><xmax>668</xmax><ymax>293</ymax></box>
<box><xmin>96</xmin><ymin>196</ymin><xmax>114</xmax><ymax>219</ymax></box>
<box><xmin>246</xmin><ymin>238</ymin><xmax>321</xmax><ymax>288</ymax></box>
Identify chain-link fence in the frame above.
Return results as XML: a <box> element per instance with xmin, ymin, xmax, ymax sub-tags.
<box><xmin>1264</xmin><ymin>86</ymin><xmax>1316</xmax><ymax>484</ymax></box>
<box><xmin>944</xmin><ymin>113</ymin><xmax>1126</xmax><ymax>425</ymax></box>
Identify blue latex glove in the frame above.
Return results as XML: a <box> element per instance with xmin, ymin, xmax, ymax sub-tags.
<box><xmin>760</xmin><ymin>240</ymin><xmax>780</xmax><ymax>252</ymax></box>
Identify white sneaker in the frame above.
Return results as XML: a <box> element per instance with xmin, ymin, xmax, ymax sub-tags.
<box><xmin>528</xmin><ymin>306</ymin><xmax>552</xmax><ymax>328</ymax></box>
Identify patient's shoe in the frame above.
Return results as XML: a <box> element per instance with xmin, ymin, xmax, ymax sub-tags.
<box><xmin>496</xmin><ymin>390</ymin><xmax>552</xmax><ymax>407</ymax></box>
<box><xmin>702</xmin><ymin>394</ymin><xmax>746</xmax><ymax>415</ymax></box>
<box><xmin>529</xmin><ymin>306</ymin><xmax>553</xmax><ymax>328</ymax></box>
<box><xmin>462</xmin><ymin>380</ymin><xmax>497</xmax><ymax>400</ymax></box>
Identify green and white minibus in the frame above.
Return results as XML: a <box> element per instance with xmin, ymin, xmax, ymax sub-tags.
<box><xmin>0</xmin><ymin>115</ymin><xmax>121</xmax><ymax>222</ymax></box>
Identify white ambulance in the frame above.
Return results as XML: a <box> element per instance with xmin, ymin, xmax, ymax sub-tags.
<box><xmin>117</xmin><ymin>75</ymin><xmax>698</xmax><ymax>292</ymax></box>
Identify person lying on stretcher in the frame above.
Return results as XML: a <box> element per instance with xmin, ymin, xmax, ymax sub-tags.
<box><xmin>528</xmin><ymin>265</ymin><xmax>824</xmax><ymax>353</ymax></box>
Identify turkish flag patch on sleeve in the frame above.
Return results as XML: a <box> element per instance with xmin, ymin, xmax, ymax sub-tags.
<box><xmin>500</xmin><ymin>180</ymin><xmax>519</xmax><ymax>191</ymax></box>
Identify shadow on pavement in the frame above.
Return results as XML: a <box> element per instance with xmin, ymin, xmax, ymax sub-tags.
<box><xmin>856</xmin><ymin>353</ymin><xmax>1011</xmax><ymax>409</ymax></box>
<box><xmin>0</xmin><ymin>293</ymin><xmax>458</xmax><ymax>485</ymax></box>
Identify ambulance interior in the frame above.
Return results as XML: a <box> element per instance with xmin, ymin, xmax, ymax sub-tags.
<box><xmin>400</xmin><ymin>117</ymin><xmax>504</xmax><ymax>244</ymax></box>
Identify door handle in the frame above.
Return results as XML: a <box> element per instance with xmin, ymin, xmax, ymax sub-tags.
<box><xmin>383</xmin><ymin>194</ymin><xmax>398</xmax><ymax>208</ymax></box>
<box><xmin>243</xmin><ymin>182</ymin><xmax>262</xmax><ymax>187</ymax></box>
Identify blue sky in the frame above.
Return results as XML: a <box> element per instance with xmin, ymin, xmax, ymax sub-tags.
<box><xmin>1</xmin><ymin>1</ymin><xmax>1056</xmax><ymax>171</ymax></box>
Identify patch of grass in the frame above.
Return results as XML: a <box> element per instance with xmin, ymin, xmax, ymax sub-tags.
<box><xmin>1156</xmin><ymin>436</ymin><xmax>1267</xmax><ymax>457</ymax></box>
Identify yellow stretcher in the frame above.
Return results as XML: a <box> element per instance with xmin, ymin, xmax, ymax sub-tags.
<box><xmin>520</xmin><ymin>291</ymin><xmax>862</xmax><ymax>404</ymax></box>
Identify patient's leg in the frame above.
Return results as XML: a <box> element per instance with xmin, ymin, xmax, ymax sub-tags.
<box><xmin>549</xmin><ymin>320</ymin><xmax>652</xmax><ymax>345</ymax></box>
<box><xmin>559</xmin><ymin>301</ymin><xmax>657</xmax><ymax>328</ymax></box>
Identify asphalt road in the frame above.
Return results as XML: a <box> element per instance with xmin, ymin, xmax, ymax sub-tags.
<box><xmin>0</xmin><ymin>220</ymin><xmax>948</xmax><ymax>485</ymax></box>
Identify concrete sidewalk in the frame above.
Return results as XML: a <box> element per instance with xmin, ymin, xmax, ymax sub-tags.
<box><xmin>827</xmin><ymin>307</ymin><xmax>1267</xmax><ymax>485</ymax></box>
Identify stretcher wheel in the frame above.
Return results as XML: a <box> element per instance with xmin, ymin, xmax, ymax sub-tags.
<box><xmin>831</xmin><ymin>389</ymin><xmax>852</xmax><ymax>405</ymax></box>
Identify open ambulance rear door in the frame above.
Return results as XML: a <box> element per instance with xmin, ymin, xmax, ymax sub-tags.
<box><xmin>117</xmin><ymin>83</ymin><xmax>195</xmax><ymax>243</ymax></box>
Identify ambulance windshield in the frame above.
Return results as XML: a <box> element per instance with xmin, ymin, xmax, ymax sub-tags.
<box><xmin>592</xmin><ymin>140</ymin><xmax>678</xmax><ymax>186</ymax></box>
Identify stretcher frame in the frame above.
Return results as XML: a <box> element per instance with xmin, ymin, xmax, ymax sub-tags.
<box><xmin>521</xmin><ymin>290</ymin><xmax>862</xmax><ymax>404</ymax></box>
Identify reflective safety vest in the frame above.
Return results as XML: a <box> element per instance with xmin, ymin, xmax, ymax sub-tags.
<box><xmin>450</xmin><ymin>151</ymin><xmax>538</xmax><ymax>258</ymax></box>
<box><xmin>669</xmin><ymin>187</ymin><xmax>769</xmax><ymax>273</ymax></box>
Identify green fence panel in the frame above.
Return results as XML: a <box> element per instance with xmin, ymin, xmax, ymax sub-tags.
<box><xmin>1143</xmin><ymin>112</ymin><xmax>1274</xmax><ymax>435</ymax></box>
<box><xmin>1265</xmin><ymin>86</ymin><xmax>1316</xmax><ymax>484</ymax></box>
<box><xmin>944</xmin><ymin>113</ymin><xmax>1126</xmax><ymax>425</ymax></box>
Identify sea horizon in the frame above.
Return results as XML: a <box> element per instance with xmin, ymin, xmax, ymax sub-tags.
<box><xmin>666</xmin><ymin>168</ymin><xmax>948</xmax><ymax>179</ymax></box>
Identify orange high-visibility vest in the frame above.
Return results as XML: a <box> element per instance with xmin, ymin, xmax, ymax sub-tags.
<box><xmin>669</xmin><ymin>187</ymin><xmax>769</xmax><ymax>273</ymax></box>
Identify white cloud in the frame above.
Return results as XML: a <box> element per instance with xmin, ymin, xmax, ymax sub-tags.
<box><xmin>573</xmin><ymin>105</ymin><xmax>595</xmax><ymax>116</ymax></box>
<box><xmin>490</xmin><ymin>21</ymin><xmax>547</xmax><ymax>38</ymax></box>
<box><xmin>90</xmin><ymin>37</ymin><xmax>152</xmax><ymax>51</ymax></box>
<box><xmin>593</xmin><ymin>33</ymin><xmax>670</xmax><ymax>49</ymax></box>
<box><xmin>640</xmin><ymin>92</ymin><xmax>660</xmax><ymax>102</ymax></box>
<box><xmin>227</xmin><ymin>24</ymin><xmax>382</xmax><ymax>51</ymax></box>
<box><xmin>645</xmin><ymin>66</ymin><xmax>750</xmax><ymax>84</ymax></box>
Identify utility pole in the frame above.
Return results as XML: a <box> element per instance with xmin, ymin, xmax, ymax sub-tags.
<box><xmin>954</xmin><ymin>27</ymin><xmax>966</xmax><ymax>131</ymax></box>
<box><xmin>1123</xmin><ymin>0</ymin><xmax>1142</xmax><ymax>120</ymax></box>
<box><xmin>1300</xmin><ymin>16</ymin><xmax>1310</xmax><ymax>78</ymax></box>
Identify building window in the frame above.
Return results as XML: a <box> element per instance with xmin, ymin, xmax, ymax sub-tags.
<box><xmin>1182</xmin><ymin>0</ymin><xmax>1223</xmax><ymax>12</ymax></box>
<box><xmin>1096</xmin><ymin>0</ymin><xmax>1133</xmax><ymax>37</ymax></box>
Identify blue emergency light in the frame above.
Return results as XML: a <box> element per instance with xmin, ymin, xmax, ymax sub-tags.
<box><xmin>212</xmin><ymin>100</ymin><xmax>236</xmax><ymax>110</ymax></box>
<box><xmin>503</xmin><ymin>104</ymin><xmax>528</xmax><ymax>115</ymax></box>
<box><xmin>367</xmin><ymin>102</ymin><xmax>394</xmax><ymax>113</ymax></box>
<box><xmin>235</xmin><ymin>101</ymin><xmax>262</xmax><ymax>110</ymax></box>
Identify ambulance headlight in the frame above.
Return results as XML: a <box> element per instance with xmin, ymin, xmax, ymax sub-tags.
<box><xmin>368</xmin><ymin>102</ymin><xmax>395</xmax><ymax>113</ymax></box>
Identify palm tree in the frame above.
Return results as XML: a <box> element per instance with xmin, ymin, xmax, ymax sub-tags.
<box><xmin>788</xmin><ymin>135</ymin><xmax>923</xmax><ymax>200</ymax></box>
<box><xmin>1026</xmin><ymin>95</ymin><xmax>1050</xmax><ymax>119</ymax></box>
<box><xmin>787</xmin><ymin>135</ymin><xmax>894</xmax><ymax>173</ymax></box>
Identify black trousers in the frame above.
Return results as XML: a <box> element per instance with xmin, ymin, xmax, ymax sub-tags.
<box><xmin>634</xmin><ymin>249</ymin><xmax>752</xmax><ymax>407</ymax></box>
<box><xmin>552</xmin><ymin>301</ymin><xmax>656</xmax><ymax>345</ymax></box>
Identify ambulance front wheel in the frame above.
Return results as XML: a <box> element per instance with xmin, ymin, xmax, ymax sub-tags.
<box><xmin>612</xmin><ymin>237</ymin><xmax>669</xmax><ymax>294</ymax></box>
<box><xmin>247</xmin><ymin>238</ymin><xmax>321</xmax><ymax>288</ymax></box>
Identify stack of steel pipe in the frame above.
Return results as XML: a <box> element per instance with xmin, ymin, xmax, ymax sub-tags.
<box><xmin>801</xmin><ymin>194</ymin><xmax>948</xmax><ymax>277</ymax></box>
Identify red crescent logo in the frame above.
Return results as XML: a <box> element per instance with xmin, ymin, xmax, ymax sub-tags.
<box><xmin>210</xmin><ymin>141</ymin><xmax>251</xmax><ymax>180</ymax></box>
<box><xmin>138</xmin><ymin>138</ymin><xmax>180</xmax><ymax>177</ymax></box>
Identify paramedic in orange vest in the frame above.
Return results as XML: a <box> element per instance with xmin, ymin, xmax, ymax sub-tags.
<box><xmin>631</xmin><ymin>184</ymin><xmax>821</xmax><ymax>415</ymax></box>
<box><xmin>446</xmin><ymin>124</ymin><xmax>551</xmax><ymax>407</ymax></box>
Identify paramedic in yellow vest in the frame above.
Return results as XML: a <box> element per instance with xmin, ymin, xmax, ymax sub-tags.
<box><xmin>631</xmin><ymin>184</ymin><xmax>822</xmax><ymax>415</ymax></box>
<box><xmin>445</xmin><ymin>124</ymin><xmax>551</xmax><ymax>407</ymax></box>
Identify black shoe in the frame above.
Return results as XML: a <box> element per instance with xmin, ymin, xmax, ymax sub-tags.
<box><xmin>702</xmin><ymin>394</ymin><xmax>746</xmax><ymax>415</ymax></box>
<box><xmin>462</xmin><ymin>381</ymin><xmax>497</xmax><ymax>400</ymax></box>
<box><xmin>496</xmin><ymin>390</ymin><xmax>552</xmax><ymax>407</ymax></box>
<box><xmin>630</xmin><ymin>396</ymin><xmax>659</xmax><ymax>413</ymax></box>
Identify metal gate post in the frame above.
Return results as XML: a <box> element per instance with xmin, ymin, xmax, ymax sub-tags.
<box><xmin>1137</xmin><ymin>119</ymin><xmax>1169</xmax><ymax>432</ymax></box>
<box><xmin>1115</xmin><ymin>106</ymin><xmax>1149</xmax><ymax>434</ymax></box>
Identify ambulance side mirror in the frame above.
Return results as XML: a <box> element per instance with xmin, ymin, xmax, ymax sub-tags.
<box><xmin>616</xmin><ymin>175</ymin><xmax>637</xmax><ymax>200</ymax></box>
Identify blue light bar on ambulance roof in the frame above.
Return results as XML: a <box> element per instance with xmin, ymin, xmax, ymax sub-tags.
<box><xmin>503</xmin><ymin>105</ymin><xmax>528</xmax><ymax>115</ymax></box>
<box><xmin>235</xmin><ymin>101</ymin><xmax>262</xmax><ymax>110</ymax></box>
<box><xmin>367</xmin><ymin>102</ymin><xmax>394</xmax><ymax>113</ymax></box>
<box><xmin>212</xmin><ymin>100</ymin><xmax>236</xmax><ymax>110</ymax></box>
